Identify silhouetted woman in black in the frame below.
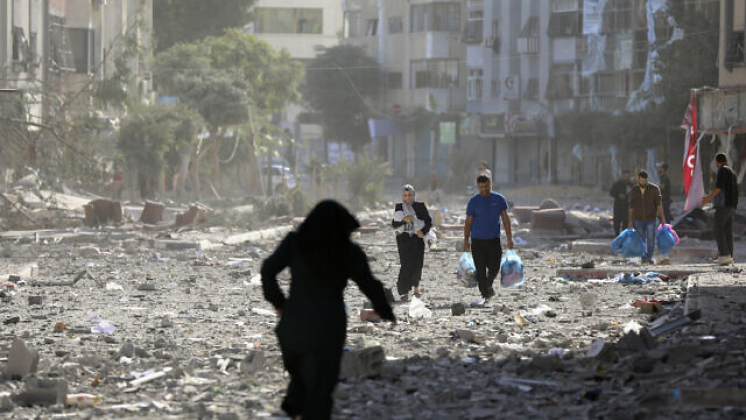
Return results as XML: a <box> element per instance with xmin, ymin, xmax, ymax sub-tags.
<box><xmin>261</xmin><ymin>200</ymin><xmax>396</xmax><ymax>420</ymax></box>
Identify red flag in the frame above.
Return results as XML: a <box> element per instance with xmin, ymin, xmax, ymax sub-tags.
<box><xmin>682</xmin><ymin>92</ymin><xmax>698</xmax><ymax>195</ymax></box>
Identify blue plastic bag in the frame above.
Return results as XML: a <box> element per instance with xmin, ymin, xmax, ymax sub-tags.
<box><xmin>457</xmin><ymin>252</ymin><xmax>477</xmax><ymax>288</ymax></box>
<box><xmin>656</xmin><ymin>224</ymin><xmax>678</xmax><ymax>255</ymax></box>
<box><xmin>500</xmin><ymin>250</ymin><xmax>525</xmax><ymax>288</ymax></box>
<box><xmin>611</xmin><ymin>228</ymin><xmax>647</xmax><ymax>258</ymax></box>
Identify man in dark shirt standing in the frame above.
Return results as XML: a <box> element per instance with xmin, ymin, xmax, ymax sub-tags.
<box><xmin>657</xmin><ymin>163</ymin><xmax>673</xmax><ymax>222</ymax></box>
<box><xmin>609</xmin><ymin>170</ymin><xmax>631</xmax><ymax>236</ymax></box>
<box><xmin>702</xmin><ymin>153</ymin><xmax>739</xmax><ymax>265</ymax></box>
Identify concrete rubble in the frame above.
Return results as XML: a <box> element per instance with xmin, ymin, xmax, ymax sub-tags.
<box><xmin>0</xmin><ymin>187</ymin><xmax>744</xmax><ymax>418</ymax></box>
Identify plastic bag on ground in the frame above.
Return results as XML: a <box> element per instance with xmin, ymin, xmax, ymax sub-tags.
<box><xmin>656</xmin><ymin>224</ymin><xmax>679</xmax><ymax>255</ymax></box>
<box><xmin>611</xmin><ymin>228</ymin><xmax>646</xmax><ymax>258</ymax></box>
<box><xmin>408</xmin><ymin>297</ymin><xmax>432</xmax><ymax>318</ymax></box>
<box><xmin>457</xmin><ymin>252</ymin><xmax>477</xmax><ymax>288</ymax></box>
<box><xmin>500</xmin><ymin>249</ymin><xmax>524</xmax><ymax>288</ymax></box>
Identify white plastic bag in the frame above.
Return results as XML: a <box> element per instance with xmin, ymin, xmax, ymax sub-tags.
<box><xmin>408</xmin><ymin>297</ymin><xmax>432</xmax><ymax>319</ymax></box>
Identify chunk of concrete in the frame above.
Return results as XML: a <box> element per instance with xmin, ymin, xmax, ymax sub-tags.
<box><xmin>6</xmin><ymin>338</ymin><xmax>39</xmax><ymax>380</ymax></box>
<box><xmin>339</xmin><ymin>346</ymin><xmax>385</xmax><ymax>380</ymax></box>
<box><xmin>84</xmin><ymin>199</ymin><xmax>122</xmax><ymax>227</ymax></box>
<box><xmin>531</xmin><ymin>209</ymin><xmax>566</xmax><ymax>230</ymax></box>
<box><xmin>12</xmin><ymin>376</ymin><xmax>68</xmax><ymax>406</ymax></box>
<box><xmin>240</xmin><ymin>351</ymin><xmax>266</xmax><ymax>375</ymax></box>
<box><xmin>139</xmin><ymin>201</ymin><xmax>165</xmax><ymax>225</ymax></box>
<box><xmin>451</xmin><ymin>303</ymin><xmax>466</xmax><ymax>316</ymax></box>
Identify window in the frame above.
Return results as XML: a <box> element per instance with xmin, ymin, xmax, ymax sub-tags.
<box><xmin>467</xmin><ymin>69</ymin><xmax>483</xmax><ymax>100</ymax></box>
<box><xmin>49</xmin><ymin>18</ymin><xmax>76</xmax><ymax>72</ymax></box>
<box><xmin>602</xmin><ymin>0</ymin><xmax>633</xmax><ymax>33</ymax></box>
<box><xmin>410</xmin><ymin>60</ymin><xmax>459</xmax><ymax>89</ymax></box>
<box><xmin>387</xmin><ymin>71</ymin><xmax>402</xmax><ymax>89</ymax></box>
<box><xmin>388</xmin><ymin>17</ymin><xmax>403</xmax><ymax>34</ymax></box>
<box><xmin>524</xmin><ymin>77</ymin><xmax>539</xmax><ymax>99</ymax></box>
<box><xmin>68</xmin><ymin>27</ymin><xmax>94</xmax><ymax>74</ymax></box>
<box><xmin>366</xmin><ymin>19</ymin><xmax>378</xmax><ymax>36</ymax></box>
<box><xmin>256</xmin><ymin>8</ymin><xmax>323</xmax><ymax>34</ymax></box>
<box><xmin>518</xmin><ymin>16</ymin><xmax>540</xmax><ymax>54</ymax></box>
<box><xmin>12</xmin><ymin>27</ymin><xmax>27</xmax><ymax>62</ymax></box>
<box><xmin>725</xmin><ymin>0</ymin><xmax>746</xmax><ymax>68</ymax></box>
<box><xmin>547</xmin><ymin>12</ymin><xmax>579</xmax><ymax>36</ymax></box>
<box><xmin>578</xmin><ymin>75</ymin><xmax>593</xmax><ymax>96</ymax></box>
<box><xmin>547</xmin><ymin>65</ymin><xmax>575</xmax><ymax>98</ymax></box>
<box><xmin>553</xmin><ymin>0</ymin><xmax>578</xmax><ymax>13</ymax></box>
<box><xmin>491</xmin><ymin>75</ymin><xmax>500</xmax><ymax>98</ymax></box>
<box><xmin>411</xmin><ymin>3</ymin><xmax>460</xmax><ymax>33</ymax></box>
<box><xmin>597</xmin><ymin>72</ymin><xmax>628</xmax><ymax>96</ymax></box>
<box><xmin>464</xmin><ymin>9</ymin><xmax>483</xmax><ymax>44</ymax></box>
<box><xmin>344</xmin><ymin>11</ymin><xmax>360</xmax><ymax>38</ymax></box>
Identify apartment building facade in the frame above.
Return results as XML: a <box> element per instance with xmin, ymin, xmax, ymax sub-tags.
<box><xmin>247</xmin><ymin>0</ymin><xmax>345</xmax><ymax>164</ymax></box>
<box><xmin>0</xmin><ymin>0</ymin><xmax>153</xmax><ymax>120</ymax></box>
<box><xmin>343</xmin><ymin>0</ymin><xmax>467</xmax><ymax>179</ymax></box>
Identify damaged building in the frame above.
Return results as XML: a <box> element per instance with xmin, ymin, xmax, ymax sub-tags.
<box><xmin>347</xmin><ymin>0</ymin><xmax>718</xmax><ymax>189</ymax></box>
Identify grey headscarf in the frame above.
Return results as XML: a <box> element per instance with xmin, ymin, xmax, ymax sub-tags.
<box><xmin>402</xmin><ymin>184</ymin><xmax>416</xmax><ymax>217</ymax></box>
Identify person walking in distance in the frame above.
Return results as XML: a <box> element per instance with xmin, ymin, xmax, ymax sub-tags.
<box><xmin>610</xmin><ymin>170</ymin><xmax>631</xmax><ymax>236</ymax></box>
<box><xmin>702</xmin><ymin>153</ymin><xmax>739</xmax><ymax>265</ymax></box>
<box><xmin>657</xmin><ymin>163</ymin><xmax>673</xmax><ymax>222</ymax></box>
<box><xmin>477</xmin><ymin>161</ymin><xmax>492</xmax><ymax>182</ymax></box>
<box><xmin>464</xmin><ymin>175</ymin><xmax>514</xmax><ymax>303</ymax></box>
<box><xmin>392</xmin><ymin>184</ymin><xmax>432</xmax><ymax>301</ymax></box>
<box><xmin>260</xmin><ymin>201</ymin><xmax>395</xmax><ymax>420</ymax></box>
<box><xmin>628</xmin><ymin>170</ymin><xmax>666</xmax><ymax>264</ymax></box>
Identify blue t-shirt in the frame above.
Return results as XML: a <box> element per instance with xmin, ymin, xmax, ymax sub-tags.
<box><xmin>466</xmin><ymin>192</ymin><xmax>509</xmax><ymax>240</ymax></box>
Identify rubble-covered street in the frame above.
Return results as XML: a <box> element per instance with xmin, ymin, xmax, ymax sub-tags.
<box><xmin>1</xmin><ymin>189</ymin><xmax>745</xmax><ymax>419</ymax></box>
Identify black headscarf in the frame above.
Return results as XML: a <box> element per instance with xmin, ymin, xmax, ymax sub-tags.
<box><xmin>297</xmin><ymin>200</ymin><xmax>360</xmax><ymax>278</ymax></box>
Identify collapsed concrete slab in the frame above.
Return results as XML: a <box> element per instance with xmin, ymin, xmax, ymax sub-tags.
<box><xmin>12</xmin><ymin>377</ymin><xmax>68</xmax><ymax>406</ymax></box>
<box><xmin>5</xmin><ymin>338</ymin><xmax>39</xmax><ymax>380</ymax></box>
<box><xmin>339</xmin><ymin>346</ymin><xmax>385</xmax><ymax>380</ymax></box>
<box><xmin>83</xmin><ymin>199</ymin><xmax>122</xmax><ymax>227</ymax></box>
<box><xmin>140</xmin><ymin>201</ymin><xmax>165</xmax><ymax>225</ymax></box>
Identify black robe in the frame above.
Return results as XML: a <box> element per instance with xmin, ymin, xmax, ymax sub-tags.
<box><xmin>261</xmin><ymin>201</ymin><xmax>395</xmax><ymax>420</ymax></box>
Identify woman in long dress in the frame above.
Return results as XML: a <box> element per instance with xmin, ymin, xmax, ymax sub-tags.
<box><xmin>261</xmin><ymin>200</ymin><xmax>396</xmax><ymax>419</ymax></box>
<box><xmin>391</xmin><ymin>184</ymin><xmax>432</xmax><ymax>301</ymax></box>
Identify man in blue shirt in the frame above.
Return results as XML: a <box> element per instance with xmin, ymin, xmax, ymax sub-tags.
<box><xmin>464</xmin><ymin>175</ymin><xmax>514</xmax><ymax>301</ymax></box>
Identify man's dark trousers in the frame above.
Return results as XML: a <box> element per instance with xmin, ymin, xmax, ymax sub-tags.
<box><xmin>471</xmin><ymin>238</ymin><xmax>502</xmax><ymax>299</ymax></box>
<box><xmin>715</xmin><ymin>207</ymin><xmax>735</xmax><ymax>257</ymax></box>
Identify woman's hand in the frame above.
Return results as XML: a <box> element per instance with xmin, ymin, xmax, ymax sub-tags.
<box><xmin>403</xmin><ymin>215</ymin><xmax>414</xmax><ymax>223</ymax></box>
<box><xmin>416</xmin><ymin>231</ymin><xmax>425</xmax><ymax>238</ymax></box>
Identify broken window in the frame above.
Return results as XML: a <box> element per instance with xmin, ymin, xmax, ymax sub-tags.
<box><xmin>12</xmin><ymin>27</ymin><xmax>27</xmax><ymax>62</ymax></box>
<box><xmin>68</xmin><ymin>27</ymin><xmax>95</xmax><ymax>74</ymax></box>
<box><xmin>410</xmin><ymin>60</ymin><xmax>459</xmax><ymax>89</ymax></box>
<box><xmin>524</xmin><ymin>77</ymin><xmax>539</xmax><ymax>100</ymax></box>
<box><xmin>597</xmin><ymin>71</ymin><xmax>628</xmax><ymax>96</ymax></box>
<box><xmin>547</xmin><ymin>64</ymin><xmax>575</xmax><ymax>98</ymax></box>
<box><xmin>49</xmin><ymin>17</ymin><xmax>76</xmax><ymax>72</ymax></box>
<box><xmin>602</xmin><ymin>0</ymin><xmax>633</xmax><ymax>33</ymax></box>
<box><xmin>724</xmin><ymin>0</ymin><xmax>745</xmax><ymax>68</ymax></box>
<box><xmin>547</xmin><ymin>12</ymin><xmax>579</xmax><ymax>37</ymax></box>
<box><xmin>411</xmin><ymin>3</ymin><xmax>460</xmax><ymax>33</ymax></box>
<box><xmin>366</xmin><ymin>19</ymin><xmax>378</xmax><ymax>36</ymax></box>
<box><xmin>464</xmin><ymin>9</ymin><xmax>483</xmax><ymax>44</ymax></box>
<box><xmin>518</xmin><ymin>16</ymin><xmax>540</xmax><ymax>53</ymax></box>
<box><xmin>387</xmin><ymin>71</ymin><xmax>402</xmax><ymax>90</ymax></box>
<box><xmin>388</xmin><ymin>17</ymin><xmax>403</xmax><ymax>34</ymax></box>
<box><xmin>467</xmin><ymin>69</ymin><xmax>483</xmax><ymax>100</ymax></box>
<box><xmin>344</xmin><ymin>11</ymin><xmax>360</xmax><ymax>38</ymax></box>
<box><xmin>256</xmin><ymin>8</ymin><xmax>323</xmax><ymax>34</ymax></box>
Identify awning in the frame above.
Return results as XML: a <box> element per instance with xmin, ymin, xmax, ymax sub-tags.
<box><xmin>368</xmin><ymin>118</ymin><xmax>403</xmax><ymax>138</ymax></box>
